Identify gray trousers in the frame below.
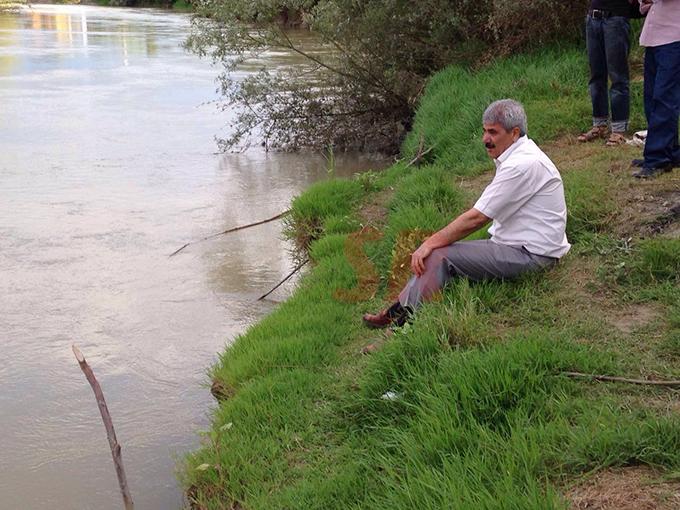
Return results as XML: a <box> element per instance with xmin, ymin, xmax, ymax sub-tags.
<box><xmin>398</xmin><ymin>240</ymin><xmax>557</xmax><ymax>309</ymax></box>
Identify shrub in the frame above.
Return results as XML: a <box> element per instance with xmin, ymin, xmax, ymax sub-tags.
<box><xmin>186</xmin><ymin>0</ymin><xmax>588</xmax><ymax>152</ymax></box>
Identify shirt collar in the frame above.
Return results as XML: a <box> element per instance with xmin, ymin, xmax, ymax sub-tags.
<box><xmin>495</xmin><ymin>135</ymin><xmax>527</xmax><ymax>166</ymax></box>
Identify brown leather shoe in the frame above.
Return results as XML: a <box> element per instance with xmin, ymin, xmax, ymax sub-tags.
<box><xmin>362</xmin><ymin>308</ymin><xmax>394</xmax><ymax>329</ymax></box>
<box><xmin>362</xmin><ymin>302</ymin><xmax>411</xmax><ymax>329</ymax></box>
<box><xmin>577</xmin><ymin>125</ymin><xmax>608</xmax><ymax>143</ymax></box>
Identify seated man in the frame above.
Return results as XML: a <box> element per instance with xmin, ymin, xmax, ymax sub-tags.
<box><xmin>363</xmin><ymin>99</ymin><xmax>571</xmax><ymax>329</ymax></box>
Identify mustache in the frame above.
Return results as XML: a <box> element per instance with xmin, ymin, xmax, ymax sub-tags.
<box><xmin>485</xmin><ymin>142</ymin><xmax>495</xmax><ymax>149</ymax></box>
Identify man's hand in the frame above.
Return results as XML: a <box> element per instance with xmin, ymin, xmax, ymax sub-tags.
<box><xmin>639</xmin><ymin>0</ymin><xmax>652</xmax><ymax>14</ymax></box>
<box><xmin>410</xmin><ymin>243</ymin><xmax>433</xmax><ymax>277</ymax></box>
<box><xmin>408</xmin><ymin>208</ymin><xmax>490</xmax><ymax>278</ymax></box>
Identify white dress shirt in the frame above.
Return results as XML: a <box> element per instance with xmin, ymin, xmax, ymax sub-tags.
<box><xmin>473</xmin><ymin>136</ymin><xmax>571</xmax><ymax>259</ymax></box>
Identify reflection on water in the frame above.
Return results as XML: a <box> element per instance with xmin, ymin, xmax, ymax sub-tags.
<box><xmin>0</xmin><ymin>5</ymin><xmax>386</xmax><ymax>510</ymax></box>
<box><xmin>0</xmin><ymin>4</ymin><xmax>162</xmax><ymax>75</ymax></box>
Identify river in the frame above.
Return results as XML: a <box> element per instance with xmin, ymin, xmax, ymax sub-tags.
<box><xmin>0</xmin><ymin>5</ymin><xmax>383</xmax><ymax>509</ymax></box>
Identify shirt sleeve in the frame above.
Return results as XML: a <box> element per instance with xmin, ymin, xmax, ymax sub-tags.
<box><xmin>473</xmin><ymin>163</ymin><xmax>538</xmax><ymax>221</ymax></box>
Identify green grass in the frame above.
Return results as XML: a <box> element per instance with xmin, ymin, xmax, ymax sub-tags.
<box><xmin>632</xmin><ymin>239</ymin><xmax>680</xmax><ymax>283</ymax></box>
<box><xmin>182</xmin><ymin>42</ymin><xmax>680</xmax><ymax>510</ymax></box>
<box><xmin>283</xmin><ymin>178</ymin><xmax>366</xmax><ymax>251</ymax></box>
<box><xmin>172</xmin><ymin>0</ymin><xmax>193</xmax><ymax>11</ymax></box>
<box><xmin>402</xmin><ymin>48</ymin><xmax>647</xmax><ymax>174</ymax></box>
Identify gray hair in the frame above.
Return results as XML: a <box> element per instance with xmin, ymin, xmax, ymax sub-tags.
<box><xmin>482</xmin><ymin>99</ymin><xmax>527</xmax><ymax>136</ymax></box>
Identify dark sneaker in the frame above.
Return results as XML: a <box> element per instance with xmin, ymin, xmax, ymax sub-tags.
<box><xmin>632</xmin><ymin>158</ymin><xmax>679</xmax><ymax>168</ymax></box>
<box><xmin>632</xmin><ymin>163</ymin><xmax>673</xmax><ymax>179</ymax></box>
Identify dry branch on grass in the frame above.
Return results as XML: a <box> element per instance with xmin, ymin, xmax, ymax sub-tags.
<box><xmin>561</xmin><ymin>371</ymin><xmax>680</xmax><ymax>387</ymax></box>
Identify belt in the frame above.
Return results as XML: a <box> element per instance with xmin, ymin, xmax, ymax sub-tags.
<box><xmin>589</xmin><ymin>9</ymin><xmax>612</xmax><ymax>19</ymax></box>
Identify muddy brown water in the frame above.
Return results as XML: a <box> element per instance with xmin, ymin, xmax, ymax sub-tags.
<box><xmin>0</xmin><ymin>5</ymin><xmax>385</xmax><ymax>509</ymax></box>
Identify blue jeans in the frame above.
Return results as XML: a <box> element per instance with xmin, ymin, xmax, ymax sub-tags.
<box><xmin>643</xmin><ymin>41</ymin><xmax>680</xmax><ymax>168</ymax></box>
<box><xmin>586</xmin><ymin>15</ymin><xmax>630</xmax><ymax>132</ymax></box>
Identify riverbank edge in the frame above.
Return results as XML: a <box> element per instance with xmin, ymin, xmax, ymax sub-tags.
<box><xmin>182</xmin><ymin>42</ymin><xmax>680</xmax><ymax>509</ymax></box>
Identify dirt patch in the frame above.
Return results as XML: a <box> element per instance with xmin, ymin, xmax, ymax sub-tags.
<box><xmin>613</xmin><ymin>188</ymin><xmax>680</xmax><ymax>239</ymax></box>
<box><xmin>606</xmin><ymin>303</ymin><xmax>660</xmax><ymax>334</ymax></box>
<box><xmin>546</xmin><ymin>138</ymin><xmax>609</xmax><ymax>173</ymax></box>
<box><xmin>624</xmin><ymin>394</ymin><xmax>680</xmax><ymax>417</ymax></box>
<box><xmin>565</xmin><ymin>466</ymin><xmax>680</xmax><ymax>510</ymax></box>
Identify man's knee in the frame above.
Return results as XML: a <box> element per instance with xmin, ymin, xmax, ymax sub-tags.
<box><xmin>423</xmin><ymin>246</ymin><xmax>450</xmax><ymax>272</ymax></box>
<box><xmin>423</xmin><ymin>242</ymin><xmax>482</xmax><ymax>277</ymax></box>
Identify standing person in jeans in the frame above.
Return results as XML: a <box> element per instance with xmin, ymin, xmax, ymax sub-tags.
<box><xmin>632</xmin><ymin>0</ymin><xmax>680</xmax><ymax>178</ymax></box>
<box><xmin>578</xmin><ymin>0</ymin><xmax>634</xmax><ymax>146</ymax></box>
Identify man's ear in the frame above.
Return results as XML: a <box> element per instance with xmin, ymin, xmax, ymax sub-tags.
<box><xmin>512</xmin><ymin>126</ymin><xmax>521</xmax><ymax>141</ymax></box>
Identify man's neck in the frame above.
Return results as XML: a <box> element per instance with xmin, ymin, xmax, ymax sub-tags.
<box><xmin>495</xmin><ymin>135</ymin><xmax>527</xmax><ymax>165</ymax></box>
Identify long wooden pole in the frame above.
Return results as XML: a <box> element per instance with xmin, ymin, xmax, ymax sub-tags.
<box><xmin>72</xmin><ymin>344</ymin><xmax>134</xmax><ymax>510</ymax></box>
<box><xmin>257</xmin><ymin>259</ymin><xmax>309</xmax><ymax>301</ymax></box>
<box><xmin>169</xmin><ymin>210</ymin><xmax>290</xmax><ymax>257</ymax></box>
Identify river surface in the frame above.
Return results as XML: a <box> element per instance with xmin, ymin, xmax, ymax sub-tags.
<box><xmin>0</xmin><ymin>5</ymin><xmax>383</xmax><ymax>509</ymax></box>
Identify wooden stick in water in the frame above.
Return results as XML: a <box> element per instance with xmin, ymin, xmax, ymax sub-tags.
<box><xmin>72</xmin><ymin>344</ymin><xmax>134</xmax><ymax>510</ymax></box>
<box><xmin>169</xmin><ymin>210</ymin><xmax>290</xmax><ymax>257</ymax></box>
<box><xmin>257</xmin><ymin>259</ymin><xmax>309</xmax><ymax>301</ymax></box>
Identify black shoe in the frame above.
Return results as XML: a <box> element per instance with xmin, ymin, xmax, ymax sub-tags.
<box><xmin>632</xmin><ymin>163</ymin><xmax>673</xmax><ymax>179</ymax></box>
<box><xmin>632</xmin><ymin>158</ymin><xmax>680</xmax><ymax>169</ymax></box>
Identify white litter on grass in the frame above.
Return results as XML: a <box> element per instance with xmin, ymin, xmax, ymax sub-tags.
<box><xmin>627</xmin><ymin>130</ymin><xmax>647</xmax><ymax>147</ymax></box>
<box><xmin>380</xmin><ymin>391</ymin><xmax>402</xmax><ymax>401</ymax></box>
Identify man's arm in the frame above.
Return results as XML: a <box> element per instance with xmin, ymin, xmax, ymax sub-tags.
<box><xmin>411</xmin><ymin>208</ymin><xmax>491</xmax><ymax>276</ymax></box>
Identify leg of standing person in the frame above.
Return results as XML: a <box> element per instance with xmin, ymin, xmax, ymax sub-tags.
<box><xmin>634</xmin><ymin>41</ymin><xmax>680</xmax><ymax>178</ymax></box>
<box><xmin>603</xmin><ymin>16</ymin><xmax>631</xmax><ymax>144</ymax></box>
<box><xmin>579</xmin><ymin>14</ymin><xmax>610</xmax><ymax>142</ymax></box>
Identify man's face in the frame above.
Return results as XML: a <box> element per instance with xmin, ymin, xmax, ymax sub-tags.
<box><xmin>482</xmin><ymin>122</ymin><xmax>520</xmax><ymax>159</ymax></box>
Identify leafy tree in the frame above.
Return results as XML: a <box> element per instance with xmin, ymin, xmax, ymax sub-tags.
<box><xmin>186</xmin><ymin>0</ymin><xmax>587</xmax><ymax>153</ymax></box>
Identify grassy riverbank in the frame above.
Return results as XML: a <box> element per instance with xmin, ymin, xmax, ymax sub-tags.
<box><xmin>182</xmin><ymin>45</ymin><xmax>680</xmax><ymax>509</ymax></box>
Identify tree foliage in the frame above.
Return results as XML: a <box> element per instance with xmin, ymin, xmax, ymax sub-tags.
<box><xmin>186</xmin><ymin>0</ymin><xmax>588</xmax><ymax>153</ymax></box>
<box><xmin>0</xmin><ymin>0</ymin><xmax>26</xmax><ymax>11</ymax></box>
